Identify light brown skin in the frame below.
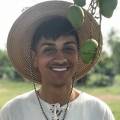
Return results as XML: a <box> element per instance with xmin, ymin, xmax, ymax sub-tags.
<box><xmin>32</xmin><ymin>35</ymin><xmax>80</xmax><ymax>105</ymax></box>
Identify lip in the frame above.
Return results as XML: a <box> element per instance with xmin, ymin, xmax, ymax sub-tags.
<box><xmin>49</xmin><ymin>64</ymin><xmax>70</xmax><ymax>72</ymax></box>
<box><xmin>51</xmin><ymin>67</ymin><xmax>68</xmax><ymax>72</ymax></box>
<box><xmin>48</xmin><ymin>61</ymin><xmax>72</xmax><ymax>72</ymax></box>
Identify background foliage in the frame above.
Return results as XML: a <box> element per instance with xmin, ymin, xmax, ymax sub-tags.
<box><xmin>0</xmin><ymin>29</ymin><xmax>120</xmax><ymax>86</ymax></box>
<box><xmin>0</xmin><ymin>29</ymin><xmax>120</xmax><ymax>120</ymax></box>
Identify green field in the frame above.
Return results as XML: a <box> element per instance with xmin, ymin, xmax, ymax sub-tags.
<box><xmin>0</xmin><ymin>79</ymin><xmax>120</xmax><ymax>120</ymax></box>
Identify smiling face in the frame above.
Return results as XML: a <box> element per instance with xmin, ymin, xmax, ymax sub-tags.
<box><xmin>31</xmin><ymin>16</ymin><xmax>80</xmax><ymax>87</ymax></box>
<box><xmin>33</xmin><ymin>35</ymin><xmax>79</xmax><ymax>87</ymax></box>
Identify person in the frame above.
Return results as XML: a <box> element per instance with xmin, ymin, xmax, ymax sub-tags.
<box><xmin>0</xmin><ymin>1</ymin><xmax>115</xmax><ymax>120</ymax></box>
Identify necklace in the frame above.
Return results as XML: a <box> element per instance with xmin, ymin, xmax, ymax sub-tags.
<box><xmin>33</xmin><ymin>84</ymin><xmax>73</xmax><ymax>120</ymax></box>
<box><xmin>35</xmin><ymin>90</ymin><xmax>69</xmax><ymax>120</ymax></box>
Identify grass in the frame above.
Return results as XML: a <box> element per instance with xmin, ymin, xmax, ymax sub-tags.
<box><xmin>107</xmin><ymin>101</ymin><xmax>120</xmax><ymax>120</ymax></box>
<box><xmin>0</xmin><ymin>79</ymin><xmax>33</xmax><ymax>107</ymax></box>
<box><xmin>0</xmin><ymin>79</ymin><xmax>120</xmax><ymax>120</ymax></box>
<box><xmin>76</xmin><ymin>85</ymin><xmax>120</xmax><ymax>95</ymax></box>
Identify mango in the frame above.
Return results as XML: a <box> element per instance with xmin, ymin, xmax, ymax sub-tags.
<box><xmin>73</xmin><ymin>0</ymin><xmax>86</xmax><ymax>7</ymax></box>
<box><xmin>67</xmin><ymin>5</ymin><xmax>84</xmax><ymax>29</ymax></box>
<box><xmin>99</xmin><ymin>0</ymin><xmax>118</xmax><ymax>18</ymax></box>
<box><xmin>80</xmin><ymin>39</ymin><xmax>98</xmax><ymax>64</ymax></box>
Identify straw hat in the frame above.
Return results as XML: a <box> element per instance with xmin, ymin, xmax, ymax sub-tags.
<box><xmin>7</xmin><ymin>0</ymin><xmax>102</xmax><ymax>83</ymax></box>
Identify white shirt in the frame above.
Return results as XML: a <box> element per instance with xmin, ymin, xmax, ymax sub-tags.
<box><xmin>0</xmin><ymin>90</ymin><xmax>115</xmax><ymax>120</ymax></box>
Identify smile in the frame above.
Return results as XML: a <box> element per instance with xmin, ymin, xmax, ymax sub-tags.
<box><xmin>51</xmin><ymin>67</ymin><xmax>68</xmax><ymax>72</ymax></box>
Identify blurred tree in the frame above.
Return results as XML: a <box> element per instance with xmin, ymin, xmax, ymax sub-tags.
<box><xmin>108</xmin><ymin>29</ymin><xmax>120</xmax><ymax>74</ymax></box>
<box><xmin>0</xmin><ymin>50</ymin><xmax>22</xmax><ymax>80</ymax></box>
<box><xmin>0</xmin><ymin>50</ymin><xmax>11</xmax><ymax>67</ymax></box>
<box><xmin>94</xmin><ymin>52</ymin><xmax>114</xmax><ymax>77</ymax></box>
<box><xmin>77</xmin><ymin>29</ymin><xmax>120</xmax><ymax>86</ymax></box>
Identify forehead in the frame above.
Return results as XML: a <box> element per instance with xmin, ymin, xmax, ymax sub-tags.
<box><xmin>37</xmin><ymin>35</ymin><xmax>77</xmax><ymax>47</ymax></box>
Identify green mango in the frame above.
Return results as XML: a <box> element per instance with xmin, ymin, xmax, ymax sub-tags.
<box><xmin>73</xmin><ymin>0</ymin><xmax>86</xmax><ymax>7</ymax></box>
<box><xmin>67</xmin><ymin>5</ymin><xmax>84</xmax><ymax>29</ymax></box>
<box><xmin>80</xmin><ymin>39</ymin><xmax>98</xmax><ymax>64</ymax></box>
<box><xmin>99</xmin><ymin>0</ymin><xmax>118</xmax><ymax>18</ymax></box>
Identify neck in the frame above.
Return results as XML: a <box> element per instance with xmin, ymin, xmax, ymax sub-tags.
<box><xmin>38</xmin><ymin>84</ymin><xmax>75</xmax><ymax>105</ymax></box>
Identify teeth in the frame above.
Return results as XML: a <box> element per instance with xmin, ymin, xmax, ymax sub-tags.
<box><xmin>52</xmin><ymin>68</ymin><xmax>67</xmax><ymax>71</ymax></box>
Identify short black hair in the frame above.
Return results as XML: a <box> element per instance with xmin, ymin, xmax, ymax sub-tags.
<box><xmin>31</xmin><ymin>16</ymin><xmax>79</xmax><ymax>51</ymax></box>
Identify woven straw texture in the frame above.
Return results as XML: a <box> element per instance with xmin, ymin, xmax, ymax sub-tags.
<box><xmin>7</xmin><ymin>1</ymin><xmax>102</xmax><ymax>83</ymax></box>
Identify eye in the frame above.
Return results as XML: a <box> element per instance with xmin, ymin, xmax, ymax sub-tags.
<box><xmin>42</xmin><ymin>47</ymin><xmax>57</xmax><ymax>55</ymax></box>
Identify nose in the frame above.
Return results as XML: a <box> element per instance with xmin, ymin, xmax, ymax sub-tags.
<box><xmin>53</xmin><ymin>58</ymin><xmax>68</xmax><ymax>65</ymax></box>
<box><xmin>53</xmin><ymin>51</ymin><xmax>67</xmax><ymax>64</ymax></box>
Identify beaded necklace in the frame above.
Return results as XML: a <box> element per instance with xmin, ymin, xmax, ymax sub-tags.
<box><xmin>33</xmin><ymin>83</ymin><xmax>73</xmax><ymax>120</ymax></box>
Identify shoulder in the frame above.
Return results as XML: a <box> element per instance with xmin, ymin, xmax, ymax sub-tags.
<box><xmin>0</xmin><ymin>90</ymin><xmax>36</xmax><ymax>119</ymax></box>
<box><xmin>74</xmin><ymin>90</ymin><xmax>108</xmax><ymax>109</ymax></box>
<box><xmin>80</xmin><ymin>92</ymin><xmax>108</xmax><ymax>110</ymax></box>
<box><xmin>73</xmin><ymin>89</ymin><xmax>115</xmax><ymax>120</ymax></box>
<box><xmin>1</xmin><ymin>90</ymin><xmax>35</xmax><ymax>108</ymax></box>
<box><xmin>82</xmin><ymin>92</ymin><xmax>115</xmax><ymax>119</ymax></box>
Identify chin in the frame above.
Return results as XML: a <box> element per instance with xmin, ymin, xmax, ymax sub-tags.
<box><xmin>51</xmin><ymin>82</ymin><xmax>68</xmax><ymax>88</ymax></box>
<box><xmin>51</xmin><ymin>77</ymin><xmax>72</xmax><ymax>88</ymax></box>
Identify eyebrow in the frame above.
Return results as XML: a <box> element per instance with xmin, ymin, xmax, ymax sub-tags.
<box><xmin>40</xmin><ymin>40</ymin><xmax>77</xmax><ymax>47</ymax></box>
<box><xmin>64</xmin><ymin>41</ymin><xmax>77</xmax><ymax>46</ymax></box>
<box><xmin>40</xmin><ymin>42</ymin><xmax>55</xmax><ymax>47</ymax></box>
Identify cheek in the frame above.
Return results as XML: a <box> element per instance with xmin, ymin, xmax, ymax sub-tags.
<box><xmin>71</xmin><ymin>54</ymin><xmax>79</xmax><ymax>69</ymax></box>
<box><xmin>74</xmin><ymin>57</ymin><xmax>79</xmax><ymax>69</ymax></box>
<box><xmin>67</xmin><ymin>55</ymin><xmax>78</xmax><ymax>72</ymax></box>
<box><xmin>70</xmin><ymin>53</ymin><xmax>79</xmax><ymax>62</ymax></box>
<box><xmin>36</xmin><ymin>59</ymin><xmax>47</xmax><ymax>76</ymax></box>
<box><xmin>37</xmin><ymin>56</ymin><xmax>51</xmax><ymax>71</ymax></box>
<box><xmin>37</xmin><ymin>58</ymin><xmax>46</xmax><ymax>69</ymax></box>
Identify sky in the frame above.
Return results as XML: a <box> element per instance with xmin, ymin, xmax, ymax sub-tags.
<box><xmin>0</xmin><ymin>0</ymin><xmax>120</xmax><ymax>53</ymax></box>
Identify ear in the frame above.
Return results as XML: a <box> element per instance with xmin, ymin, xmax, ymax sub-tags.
<box><xmin>31</xmin><ymin>50</ymin><xmax>38</xmax><ymax>68</ymax></box>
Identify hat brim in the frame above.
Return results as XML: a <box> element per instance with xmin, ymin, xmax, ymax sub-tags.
<box><xmin>7</xmin><ymin>0</ymin><xmax>102</xmax><ymax>83</ymax></box>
